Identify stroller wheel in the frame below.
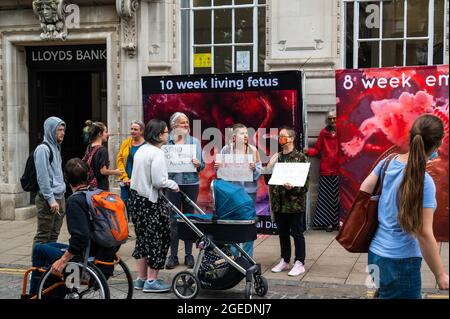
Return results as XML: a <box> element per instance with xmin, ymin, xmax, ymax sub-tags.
<box><xmin>254</xmin><ymin>275</ymin><xmax>268</xmax><ymax>297</ymax></box>
<box><xmin>244</xmin><ymin>281</ymin><xmax>253</xmax><ymax>299</ymax></box>
<box><xmin>172</xmin><ymin>271</ymin><xmax>200</xmax><ymax>300</ymax></box>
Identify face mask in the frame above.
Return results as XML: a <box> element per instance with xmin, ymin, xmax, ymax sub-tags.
<box><xmin>278</xmin><ymin>136</ymin><xmax>289</xmax><ymax>146</ymax></box>
<box><xmin>429</xmin><ymin>151</ymin><xmax>438</xmax><ymax>160</ymax></box>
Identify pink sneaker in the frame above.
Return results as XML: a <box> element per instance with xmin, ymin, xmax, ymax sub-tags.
<box><xmin>288</xmin><ymin>261</ymin><xmax>305</xmax><ymax>276</ymax></box>
<box><xmin>271</xmin><ymin>259</ymin><xmax>289</xmax><ymax>273</ymax></box>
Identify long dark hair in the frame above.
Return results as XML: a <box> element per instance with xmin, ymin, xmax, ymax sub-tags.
<box><xmin>398</xmin><ymin>114</ymin><xmax>444</xmax><ymax>235</ymax></box>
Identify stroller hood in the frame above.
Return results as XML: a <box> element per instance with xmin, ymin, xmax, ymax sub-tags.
<box><xmin>212</xmin><ymin>179</ymin><xmax>256</xmax><ymax>220</ymax></box>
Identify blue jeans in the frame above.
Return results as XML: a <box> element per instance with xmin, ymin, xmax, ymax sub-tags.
<box><xmin>30</xmin><ymin>242</ymin><xmax>68</xmax><ymax>296</ymax></box>
<box><xmin>230</xmin><ymin>242</ymin><xmax>255</xmax><ymax>258</ymax></box>
<box><xmin>368</xmin><ymin>250</ymin><xmax>422</xmax><ymax>299</ymax></box>
<box><xmin>120</xmin><ymin>185</ymin><xmax>130</xmax><ymax>204</ymax></box>
<box><xmin>230</xmin><ymin>193</ymin><xmax>256</xmax><ymax>258</ymax></box>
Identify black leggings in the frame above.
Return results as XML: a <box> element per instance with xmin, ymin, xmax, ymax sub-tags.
<box><xmin>274</xmin><ymin>212</ymin><xmax>306</xmax><ymax>264</ymax></box>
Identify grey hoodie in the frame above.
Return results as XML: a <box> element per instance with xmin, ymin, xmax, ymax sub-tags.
<box><xmin>34</xmin><ymin>116</ymin><xmax>66</xmax><ymax>205</ymax></box>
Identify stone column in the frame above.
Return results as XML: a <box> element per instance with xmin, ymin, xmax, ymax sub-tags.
<box><xmin>117</xmin><ymin>0</ymin><xmax>142</xmax><ymax>141</ymax></box>
<box><xmin>265</xmin><ymin>0</ymin><xmax>340</xmax><ymax>226</ymax></box>
<box><xmin>0</xmin><ymin>36</ymin><xmax>31</xmax><ymax>220</ymax></box>
<box><xmin>143</xmin><ymin>0</ymin><xmax>178</xmax><ymax>75</ymax></box>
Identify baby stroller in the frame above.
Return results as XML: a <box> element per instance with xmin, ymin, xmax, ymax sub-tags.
<box><xmin>160</xmin><ymin>179</ymin><xmax>269</xmax><ymax>299</ymax></box>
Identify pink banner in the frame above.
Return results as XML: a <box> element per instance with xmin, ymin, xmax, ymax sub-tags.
<box><xmin>336</xmin><ymin>65</ymin><xmax>449</xmax><ymax>241</ymax></box>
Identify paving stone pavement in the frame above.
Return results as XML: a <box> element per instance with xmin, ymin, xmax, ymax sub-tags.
<box><xmin>0</xmin><ymin>219</ymin><xmax>448</xmax><ymax>299</ymax></box>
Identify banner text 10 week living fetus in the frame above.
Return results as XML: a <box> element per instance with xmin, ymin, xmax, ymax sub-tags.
<box><xmin>159</xmin><ymin>76</ymin><xmax>279</xmax><ymax>91</ymax></box>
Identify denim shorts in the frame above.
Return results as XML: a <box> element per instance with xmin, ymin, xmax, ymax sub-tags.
<box><xmin>368</xmin><ymin>250</ymin><xmax>422</xmax><ymax>299</ymax></box>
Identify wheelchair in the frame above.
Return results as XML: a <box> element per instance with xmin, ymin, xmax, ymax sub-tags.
<box><xmin>21</xmin><ymin>254</ymin><xmax>133</xmax><ymax>300</ymax></box>
<box><xmin>92</xmin><ymin>255</ymin><xmax>133</xmax><ymax>299</ymax></box>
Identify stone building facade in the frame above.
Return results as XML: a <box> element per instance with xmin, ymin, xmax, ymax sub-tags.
<box><xmin>0</xmin><ymin>0</ymin><xmax>448</xmax><ymax>224</ymax></box>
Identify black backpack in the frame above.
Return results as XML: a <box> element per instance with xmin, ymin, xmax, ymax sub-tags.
<box><xmin>20</xmin><ymin>142</ymin><xmax>54</xmax><ymax>192</ymax></box>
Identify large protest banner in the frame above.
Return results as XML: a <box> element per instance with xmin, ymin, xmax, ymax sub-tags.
<box><xmin>336</xmin><ymin>65</ymin><xmax>449</xmax><ymax>241</ymax></box>
<box><xmin>142</xmin><ymin>71</ymin><xmax>304</xmax><ymax>234</ymax></box>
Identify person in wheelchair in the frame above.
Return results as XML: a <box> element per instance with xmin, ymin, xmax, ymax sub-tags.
<box><xmin>29</xmin><ymin>158</ymin><xmax>120</xmax><ymax>297</ymax></box>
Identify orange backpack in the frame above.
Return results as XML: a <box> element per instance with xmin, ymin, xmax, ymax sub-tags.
<box><xmin>83</xmin><ymin>189</ymin><xmax>129</xmax><ymax>247</ymax></box>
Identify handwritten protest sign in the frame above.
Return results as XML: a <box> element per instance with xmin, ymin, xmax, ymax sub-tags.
<box><xmin>268</xmin><ymin>163</ymin><xmax>310</xmax><ymax>187</ymax></box>
<box><xmin>162</xmin><ymin>144</ymin><xmax>196</xmax><ymax>173</ymax></box>
<box><xmin>216</xmin><ymin>154</ymin><xmax>253</xmax><ymax>182</ymax></box>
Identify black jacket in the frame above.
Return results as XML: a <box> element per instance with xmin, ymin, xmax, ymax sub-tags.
<box><xmin>65</xmin><ymin>191</ymin><xmax>92</xmax><ymax>256</ymax></box>
<box><xmin>65</xmin><ymin>190</ymin><xmax>118</xmax><ymax>261</ymax></box>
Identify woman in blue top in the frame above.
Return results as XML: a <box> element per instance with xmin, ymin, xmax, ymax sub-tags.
<box><xmin>360</xmin><ymin>114</ymin><xmax>449</xmax><ymax>299</ymax></box>
<box><xmin>165</xmin><ymin>112</ymin><xmax>205</xmax><ymax>269</ymax></box>
<box><xmin>215</xmin><ymin>123</ymin><xmax>262</xmax><ymax>257</ymax></box>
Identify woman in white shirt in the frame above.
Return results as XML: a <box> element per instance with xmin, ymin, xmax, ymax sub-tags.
<box><xmin>128</xmin><ymin>119</ymin><xmax>179</xmax><ymax>293</ymax></box>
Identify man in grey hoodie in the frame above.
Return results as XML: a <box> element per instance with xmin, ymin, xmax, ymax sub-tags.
<box><xmin>33</xmin><ymin>116</ymin><xmax>67</xmax><ymax>246</ymax></box>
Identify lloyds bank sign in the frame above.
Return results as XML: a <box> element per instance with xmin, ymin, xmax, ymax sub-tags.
<box><xmin>26</xmin><ymin>44</ymin><xmax>106</xmax><ymax>70</ymax></box>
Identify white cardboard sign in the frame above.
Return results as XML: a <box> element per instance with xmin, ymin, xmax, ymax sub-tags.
<box><xmin>216</xmin><ymin>154</ymin><xmax>253</xmax><ymax>182</ymax></box>
<box><xmin>268</xmin><ymin>162</ymin><xmax>310</xmax><ymax>187</ymax></box>
<box><xmin>162</xmin><ymin>144</ymin><xmax>196</xmax><ymax>173</ymax></box>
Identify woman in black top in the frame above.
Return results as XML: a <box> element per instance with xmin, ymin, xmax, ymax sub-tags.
<box><xmin>82</xmin><ymin>122</ymin><xmax>121</xmax><ymax>190</ymax></box>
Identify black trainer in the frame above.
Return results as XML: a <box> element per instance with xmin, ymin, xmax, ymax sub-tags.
<box><xmin>184</xmin><ymin>254</ymin><xmax>195</xmax><ymax>268</ymax></box>
<box><xmin>165</xmin><ymin>256</ymin><xmax>179</xmax><ymax>269</ymax></box>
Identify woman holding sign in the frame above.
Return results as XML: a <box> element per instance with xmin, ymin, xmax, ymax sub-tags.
<box><xmin>215</xmin><ymin>123</ymin><xmax>262</xmax><ymax>257</ymax></box>
<box><xmin>265</xmin><ymin>126</ymin><xmax>309</xmax><ymax>277</ymax></box>
<box><xmin>165</xmin><ymin>112</ymin><xmax>205</xmax><ymax>269</ymax></box>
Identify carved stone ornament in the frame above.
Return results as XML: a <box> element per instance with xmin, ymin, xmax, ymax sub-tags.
<box><xmin>32</xmin><ymin>0</ymin><xmax>67</xmax><ymax>40</ymax></box>
<box><xmin>116</xmin><ymin>0</ymin><xmax>139</xmax><ymax>58</ymax></box>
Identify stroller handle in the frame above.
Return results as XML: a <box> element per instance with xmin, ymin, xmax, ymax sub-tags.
<box><xmin>158</xmin><ymin>188</ymin><xmax>206</xmax><ymax>239</ymax></box>
<box><xmin>158</xmin><ymin>188</ymin><xmax>207</xmax><ymax>216</ymax></box>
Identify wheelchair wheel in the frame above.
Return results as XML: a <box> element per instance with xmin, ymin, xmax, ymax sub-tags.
<box><xmin>106</xmin><ymin>258</ymin><xmax>133</xmax><ymax>299</ymax></box>
<box><xmin>37</xmin><ymin>262</ymin><xmax>110</xmax><ymax>299</ymax></box>
<box><xmin>172</xmin><ymin>271</ymin><xmax>200</xmax><ymax>299</ymax></box>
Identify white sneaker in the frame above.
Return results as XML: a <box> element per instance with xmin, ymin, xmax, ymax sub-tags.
<box><xmin>271</xmin><ymin>259</ymin><xmax>289</xmax><ymax>273</ymax></box>
<box><xmin>288</xmin><ymin>261</ymin><xmax>305</xmax><ymax>276</ymax></box>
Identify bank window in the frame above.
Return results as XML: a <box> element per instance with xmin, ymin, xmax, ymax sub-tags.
<box><xmin>181</xmin><ymin>0</ymin><xmax>267</xmax><ymax>74</ymax></box>
<box><xmin>343</xmin><ymin>0</ymin><xmax>447</xmax><ymax>68</ymax></box>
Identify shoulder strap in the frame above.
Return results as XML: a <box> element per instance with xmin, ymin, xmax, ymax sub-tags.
<box><xmin>76</xmin><ymin>188</ymin><xmax>102</xmax><ymax>220</ymax></box>
<box><xmin>373</xmin><ymin>153</ymin><xmax>397</xmax><ymax>196</ymax></box>
<box><xmin>83</xmin><ymin>145</ymin><xmax>102</xmax><ymax>164</ymax></box>
<box><xmin>83</xmin><ymin>188</ymin><xmax>103</xmax><ymax>206</ymax></box>
<box><xmin>41</xmin><ymin>141</ymin><xmax>54</xmax><ymax>164</ymax></box>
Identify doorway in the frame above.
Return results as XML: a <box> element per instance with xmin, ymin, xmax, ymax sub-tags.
<box><xmin>28</xmin><ymin>69</ymin><xmax>107</xmax><ymax>201</ymax></box>
<box><xmin>29</xmin><ymin>70</ymin><xmax>107</xmax><ymax>162</ymax></box>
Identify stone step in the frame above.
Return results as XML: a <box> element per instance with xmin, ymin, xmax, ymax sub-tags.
<box><xmin>14</xmin><ymin>205</ymin><xmax>37</xmax><ymax>221</ymax></box>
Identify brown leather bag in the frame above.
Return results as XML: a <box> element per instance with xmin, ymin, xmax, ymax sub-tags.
<box><xmin>336</xmin><ymin>154</ymin><xmax>397</xmax><ymax>253</ymax></box>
